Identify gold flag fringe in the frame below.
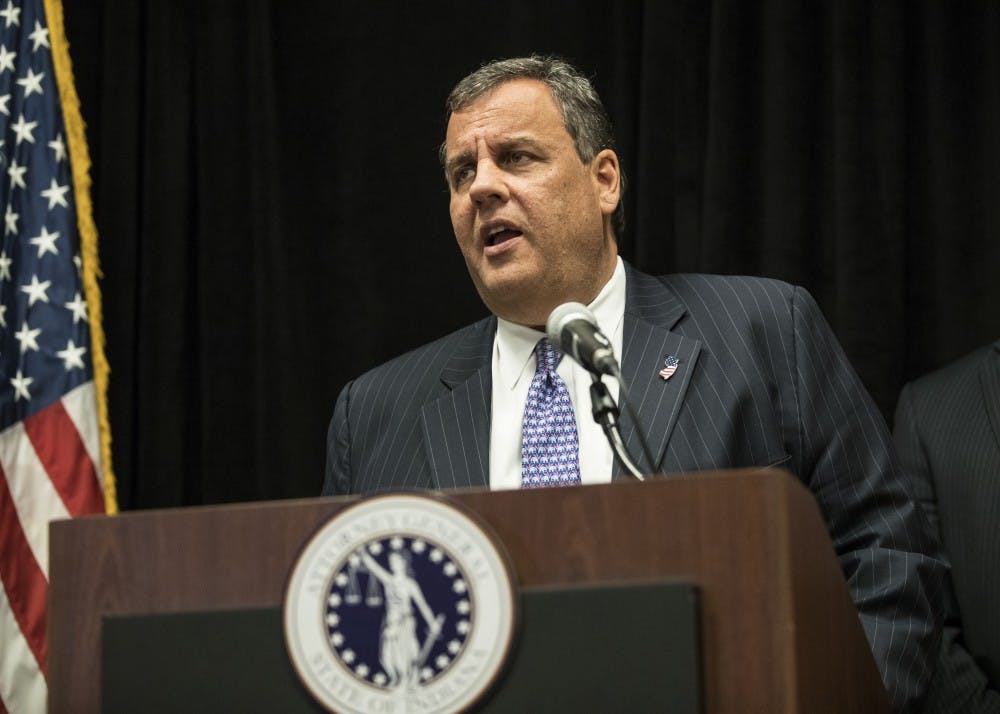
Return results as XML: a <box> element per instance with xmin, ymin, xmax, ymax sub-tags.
<box><xmin>44</xmin><ymin>0</ymin><xmax>118</xmax><ymax>514</ymax></box>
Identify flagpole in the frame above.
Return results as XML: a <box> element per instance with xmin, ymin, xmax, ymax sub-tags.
<box><xmin>43</xmin><ymin>0</ymin><xmax>117</xmax><ymax>513</ymax></box>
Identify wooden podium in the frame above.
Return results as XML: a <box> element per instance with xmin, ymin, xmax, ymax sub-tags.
<box><xmin>48</xmin><ymin>469</ymin><xmax>890</xmax><ymax>713</ymax></box>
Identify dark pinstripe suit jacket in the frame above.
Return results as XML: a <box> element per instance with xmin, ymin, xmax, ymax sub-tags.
<box><xmin>894</xmin><ymin>342</ymin><xmax>1000</xmax><ymax>713</ymax></box>
<box><xmin>324</xmin><ymin>264</ymin><xmax>945</xmax><ymax>712</ymax></box>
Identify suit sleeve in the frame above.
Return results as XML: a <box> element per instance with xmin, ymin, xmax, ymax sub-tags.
<box><xmin>894</xmin><ymin>385</ymin><xmax>1000</xmax><ymax>714</ymax></box>
<box><xmin>790</xmin><ymin>287</ymin><xmax>946</xmax><ymax>713</ymax></box>
<box><xmin>322</xmin><ymin>381</ymin><xmax>354</xmax><ymax>496</ymax></box>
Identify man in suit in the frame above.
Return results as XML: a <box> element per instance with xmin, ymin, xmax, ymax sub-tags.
<box><xmin>323</xmin><ymin>55</ymin><xmax>945</xmax><ymax>711</ymax></box>
<box><xmin>894</xmin><ymin>342</ymin><xmax>1000</xmax><ymax>713</ymax></box>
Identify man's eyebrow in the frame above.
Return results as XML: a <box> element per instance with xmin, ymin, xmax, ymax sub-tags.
<box><xmin>495</xmin><ymin>136</ymin><xmax>545</xmax><ymax>154</ymax></box>
<box><xmin>444</xmin><ymin>150</ymin><xmax>475</xmax><ymax>175</ymax></box>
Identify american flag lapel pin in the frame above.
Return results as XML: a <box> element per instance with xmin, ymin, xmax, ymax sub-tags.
<box><xmin>659</xmin><ymin>355</ymin><xmax>680</xmax><ymax>381</ymax></box>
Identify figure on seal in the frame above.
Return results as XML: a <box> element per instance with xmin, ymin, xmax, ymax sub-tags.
<box><xmin>361</xmin><ymin>549</ymin><xmax>443</xmax><ymax>688</ymax></box>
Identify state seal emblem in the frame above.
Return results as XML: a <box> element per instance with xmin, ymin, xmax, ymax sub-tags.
<box><xmin>284</xmin><ymin>494</ymin><xmax>517</xmax><ymax>713</ymax></box>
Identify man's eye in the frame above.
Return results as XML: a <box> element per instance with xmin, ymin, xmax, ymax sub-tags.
<box><xmin>452</xmin><ymin>167</ymin><xmax>475</xmax><ymax>185</ymax></box>
<box><xmin>508</xmin><ymin>152</ymin><xmax>530</xmax><ymax>165</ymax></box>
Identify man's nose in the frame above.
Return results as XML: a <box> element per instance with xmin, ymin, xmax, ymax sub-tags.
<box><xmin>468</xmin><ymin>159</ymin><xmax>509</xmax><ymax>205</ymax></box>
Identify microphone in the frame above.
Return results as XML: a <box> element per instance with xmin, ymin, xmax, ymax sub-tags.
<box><xmin>546</xmin><ymin>302</ymin><xmax>619</xmax><ymax>377</ymax></box>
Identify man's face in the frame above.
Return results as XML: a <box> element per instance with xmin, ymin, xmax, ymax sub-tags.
<box><xmin>444</xmin><ymin>79</ymin><xmax>620</xmax><ymax>327</ymax></box>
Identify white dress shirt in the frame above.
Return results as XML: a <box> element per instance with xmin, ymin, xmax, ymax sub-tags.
<box><xmin>489</xmin><ymin>257</ymin><xmax>626</xmax><ymax>490</ymax></box>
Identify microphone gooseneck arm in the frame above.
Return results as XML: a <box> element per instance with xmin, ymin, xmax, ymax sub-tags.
<box><xmin>589</xmin><ymin>375</ymin><xmax>645</xmax><ymax>481</ymax></box>
<box><xmin>608</xmin><ymin>363</ymin><xmax>658</xmax><ymax>476</ymax></box>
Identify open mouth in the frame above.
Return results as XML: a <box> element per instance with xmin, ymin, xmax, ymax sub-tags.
<box><xmin>484</xmin><ymin>227</ymin><xmax>523</xmax><ymax>247</ymax></box>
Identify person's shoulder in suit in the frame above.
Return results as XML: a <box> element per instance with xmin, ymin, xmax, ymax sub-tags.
<box><xmin>647</xmin><ymin>271</ymin><xmax>797</xmax><ymax>303</ymax></box>
<box><xmin>322</xmin><ymin>316</ymin><xmax>495</xmax><ymax>496</ymax></box>
<box><xmin>900</xmin><ymin>341</ymin><xmax>997</xmax><ymax>412</ymax></box>
<box><xmin>633</xmin><ymin>270</ymin><xmax>806</xmax><ymax>332</ymax></box>
<box><xmin>895</xmin><ymin>340</ymin><xmax>998</xmax><ymax>480</ymax></box>
<box><xmin>638</xmin><ymin>270</ymin><xmax>828</xmax><ymax>373</ymax></box>
<box><xmin>345</xmin><ymin>316</ymin><xmax>495</xmax><ymax>402</ymax></box>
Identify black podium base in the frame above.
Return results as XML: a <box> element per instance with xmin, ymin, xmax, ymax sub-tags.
<box><xmin>103</xmin><ymin>580</ymin><xmax>701</xmax><ymax>713</ymax></box>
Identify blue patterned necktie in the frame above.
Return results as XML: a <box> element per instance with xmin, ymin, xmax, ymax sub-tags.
<box><xmin>520</xmin><ymin>338</ymin><xmax>581</xmax><ymax>488</ymax></box>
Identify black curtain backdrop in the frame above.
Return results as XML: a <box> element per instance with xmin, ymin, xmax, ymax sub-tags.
<box><xmin>62</xmin><ymin>1</ymin><xmax>1000</xmax><ymax>510</ymax></box>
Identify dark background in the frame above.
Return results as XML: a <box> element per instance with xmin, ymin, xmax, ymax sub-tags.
<box><xmin>62</xmin><ymin>1</ymin><xmax>1000</xmax><ymax>510</ymax></box>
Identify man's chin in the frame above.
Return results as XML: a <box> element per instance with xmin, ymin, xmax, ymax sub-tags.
<box><xmin>477</xmin><ymin>286</ymin><xmax>558</xmax><ymax>329</ymax></box>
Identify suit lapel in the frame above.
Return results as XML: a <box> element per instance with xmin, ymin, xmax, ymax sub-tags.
<box><xmin>615</xmin><ymin>267</ymin><xmax>702</xmax><ymax>479</ymax></box>
<box><xmin>420</xmin><ymin>318</ymin><xmax>496</xmax><ymax>490</ymax></box>
<box><xmin>980</xmin><ymin>340</ymin><xmax>1000</xmax><ymax>456</ymax></box>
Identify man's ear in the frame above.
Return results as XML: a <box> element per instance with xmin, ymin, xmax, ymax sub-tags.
<box><xmin>591</xmin><ymin>149</ymin><xmax>621</xmax><ymax>217</ymax></box>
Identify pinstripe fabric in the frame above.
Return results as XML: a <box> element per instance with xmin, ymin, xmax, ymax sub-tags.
<box><xmin>324</xmin><ymin>263</ymin><xmax>946</xmax><ymax>712</ymax></box>
<box><xmin>894</xmin><ymin>342</ymin><xmax>1000</xmax><ymax>713</ymax></box>
<box><xmin>325</xmin><ymin>317</ymin><xmax>495</xmax><ymax>495</ymax></box>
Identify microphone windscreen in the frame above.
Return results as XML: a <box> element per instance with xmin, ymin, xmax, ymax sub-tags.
<box><xmin>546</xmin><ymin>302</ymin><xmax>597</xmax><ymax>348</ymax></box>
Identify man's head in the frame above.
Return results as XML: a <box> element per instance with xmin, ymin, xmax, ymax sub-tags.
<box><xmin>388</xmin><ymin>552</ymin><xmax>407</xmax><ymax>575</ymax></box>
<box><xmin>441</xmin><ymin>56</ymin><xmax>623</xmax><ymax>327</ymax></box>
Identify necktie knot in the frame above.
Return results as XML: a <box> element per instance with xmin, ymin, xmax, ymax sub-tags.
<box><xmin>534</xmin><ymin>338</ymin><xmax>562</xmax><ymax>375</ymax></box>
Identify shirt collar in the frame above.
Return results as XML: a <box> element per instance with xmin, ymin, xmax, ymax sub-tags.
<box><xmin>494</xmin><ymin>256</ymin><xmax>626</xmax><ymax>390</ymax></box>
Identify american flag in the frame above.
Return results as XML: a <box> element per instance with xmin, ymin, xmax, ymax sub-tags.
<box><xmin>0</xmin><ymin>0</ymin><xmax>114</xmax><ymax>711</ymax></box>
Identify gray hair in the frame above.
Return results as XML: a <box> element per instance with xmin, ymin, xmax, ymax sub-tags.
<box><xmin>440</xmin><ymin>55</ymin><xmax>625</xmax><ymax>235</ymax></box>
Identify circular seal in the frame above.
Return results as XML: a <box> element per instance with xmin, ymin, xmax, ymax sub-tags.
<box><xmin>284</xmin><ymin>494</ymin><xmax>517</xmax><ymax>713</ymax></box>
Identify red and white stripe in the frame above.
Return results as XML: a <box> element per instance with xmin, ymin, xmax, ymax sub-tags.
<box><xmin>0</xmin><ymin>382</ymin><xmax>105</xmax><ymax>713</ymax></box>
